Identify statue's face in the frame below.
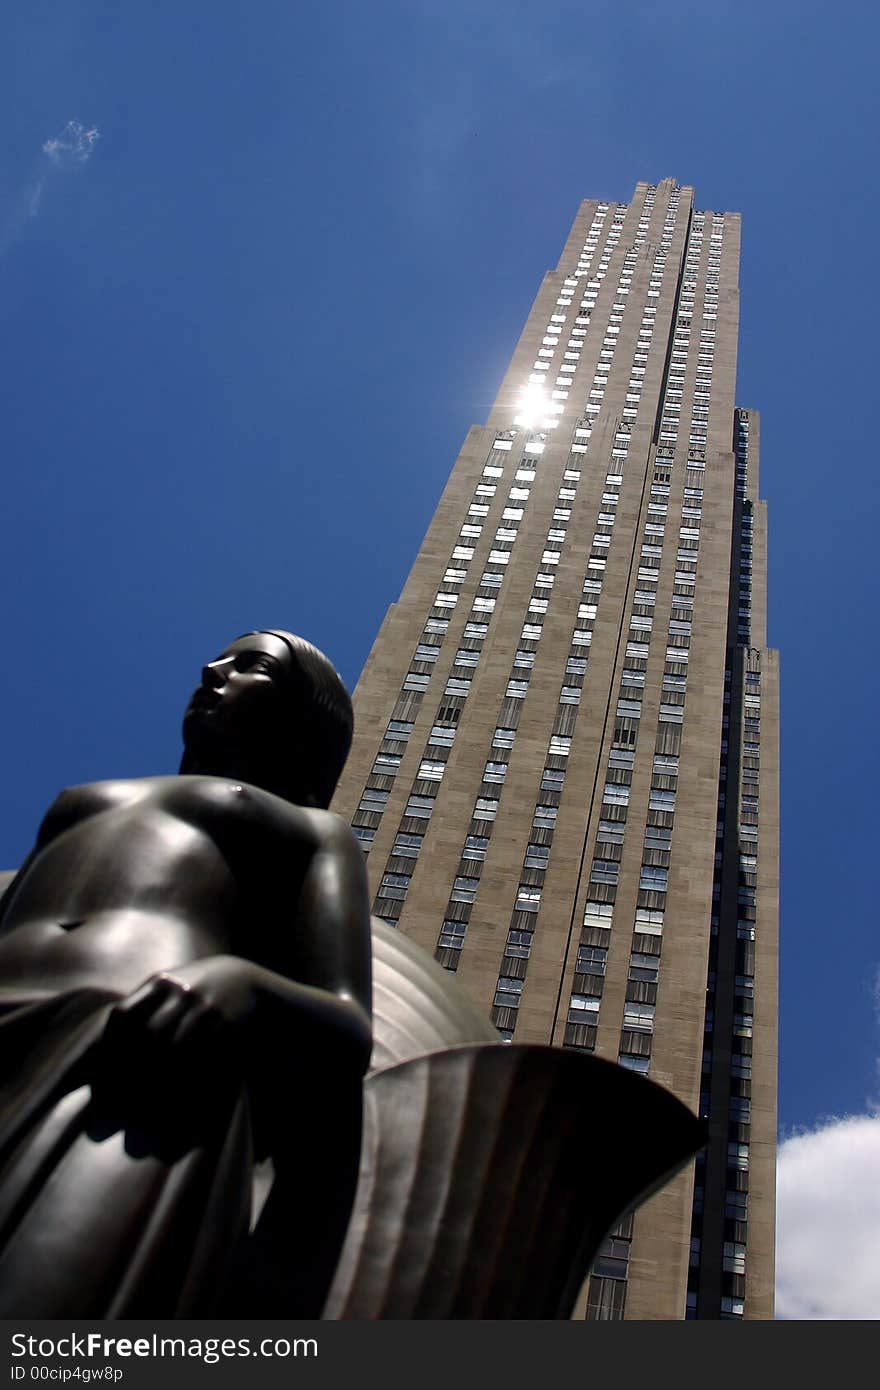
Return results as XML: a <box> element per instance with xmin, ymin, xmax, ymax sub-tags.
<box><xmin>182</xmin><ymin>633</ymin><xmax>295</xmax><ymax>769</ymax></box>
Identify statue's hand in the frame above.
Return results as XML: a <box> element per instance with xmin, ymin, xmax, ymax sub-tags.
<box><xmin>93</xmin><ymin>959</ymin><xmax>257</xmax><ymax>1114</ymax></box>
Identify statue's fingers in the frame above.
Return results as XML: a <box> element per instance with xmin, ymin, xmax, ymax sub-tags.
<box><xmin>143</xmin><ymin>988</ymin><xmax>193</xmax><ymax>1041</ymax></box>
<box><xmin>112</xmin><ymin>975</ymin><xmax>175</xmax><ymax>1023</ymax></box>
<box><xmin>174</xmin><ymin>999</ymin><xmax>222</xmax><ymax>1054</ymax></box>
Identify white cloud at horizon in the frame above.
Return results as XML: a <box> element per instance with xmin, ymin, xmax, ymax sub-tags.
<box><xmin>776</xmin><ymin>966</ymin><xmax>880</xmax><ymax>1319</ymax></box>
<box><xmin>776</xmin><ymin>1111</ymin><xmax>880</xmax><ymax>1318</ymax></box>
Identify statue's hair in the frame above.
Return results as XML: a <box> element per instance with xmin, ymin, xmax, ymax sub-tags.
<box><xmin>248</xmin><ymin>630</ymin><xmax>354</xmax><ymax>808</ymax></box>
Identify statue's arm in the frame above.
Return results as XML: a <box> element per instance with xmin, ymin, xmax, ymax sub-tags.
<box><xmin>244</xmin><ymin>815</ymin><xmax>373</xmax><ymax>1070</ymax></box>
<box><xmin>0</xmin><ymin>795</ymin><xmax>66</xmax><ymax>929</ymax></box>
<box><xmin>0</xmin><ymin>851</ymin><xmax>40</xmax><ymax>931</ymax></box>
<box><xmin>102</xmin><ymin>816</ymin><xmax>372</xmax><ymax>1081</ymax></box>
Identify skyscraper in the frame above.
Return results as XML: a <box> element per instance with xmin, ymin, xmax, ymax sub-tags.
<box><xmin>333</xmin><ymin>178</ymin><xmax>778</xmax><ymax>1320</ymax></box>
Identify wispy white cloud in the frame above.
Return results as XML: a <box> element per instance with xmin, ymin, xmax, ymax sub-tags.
<box><xmin>42</xmin><ymin>119</ymin><xmax>100</xmax><ymax>165</ymax></box>
<box><xmin>776</xmin><ymin>966</ymin><xmax>880</xmax><ymax>1319</ymax></box>
<box><xmin>0</xmin><ymin>118</ymin><xmax>100</xmax><ymax>257</ymax></box>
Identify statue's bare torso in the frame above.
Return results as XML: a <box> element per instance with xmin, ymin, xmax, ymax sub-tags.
<box><xmin>0</xmin><ymin>775</ymin><xmax>366</xmax><ymax>1009</ymax></box>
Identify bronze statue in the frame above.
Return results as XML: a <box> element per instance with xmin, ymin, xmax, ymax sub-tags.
<box><xmin>0</xmin><ymin>629</ymin><xmax>704</xmax><ymax>1320</ymax></box>
<box><xmin>0</xmin><ymin>631</ymin><xmax>372</xmax><ymax>1317</ymax></box>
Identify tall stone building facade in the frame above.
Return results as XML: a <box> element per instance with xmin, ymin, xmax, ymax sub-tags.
<box><xmin>333</xmin><ymin>178</ymin><xmax>778</xmax><ymax>1320</ymax></box>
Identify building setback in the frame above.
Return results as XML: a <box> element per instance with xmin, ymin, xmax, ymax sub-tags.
<box><xmin>333</xmin><ymin>178</ymin><xmax>778</xmax><ymax>1320</ymax></box>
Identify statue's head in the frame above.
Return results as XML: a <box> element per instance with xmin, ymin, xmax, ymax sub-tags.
<box><xmin>181</xmin><ymin>630</ymin><xmax>353</xmax><ymax>808</ymax></box>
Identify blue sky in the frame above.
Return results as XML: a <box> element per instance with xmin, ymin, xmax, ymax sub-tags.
<box><xmin>1</xmin><ymin>1</ymin><xmax>878</xmax><ymax>1315</ymax></box>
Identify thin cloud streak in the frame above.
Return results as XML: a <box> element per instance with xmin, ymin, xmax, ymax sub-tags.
<box><xmin>42</xmin><ymin>119</ymin><xmax>100</xmax><ymax>165</ymax></box>
<box><xmin>0</xmin><ymin>119</ymin><xmax>100</xmax><ymax>258</ymax></box>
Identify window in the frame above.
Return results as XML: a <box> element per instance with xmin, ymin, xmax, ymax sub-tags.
<box><xmin>591</xmin><ymin>860</ymin><xmax>620</xmax><ymax>884</ymax></box>
<box><xmin>623</xmin><ymin>1001</ymin><xmax>655</xmax><ymax>1032</ymax></box>
<box><xmin>597</xmin><ymin>819</ymin><xmax>625</xmax><ymax>844</ymax></box>
<box><xmin>378</xmin><ymin>872</ymin><xmax>411</xmax><ymax>900</ymax></box>
<box><xmin>515</xmin><ymin>886</ymin><xmax>542</xmax><ymax>912</ymax></box>
<box><xmin>644</xmin><ymin>825</ymin><xmax>672</xmax><ymax>850</ymax></box>
<box><xmin>405</xmin><ymin>794</ymin><xmax>435</xmax><ymax>819</ymax></box>
<box><xmin>429</xmin><ymin>724</ymin><xmax>456</xmax><ymax>747</ymax></box>
<box><xmin>618</xmin><ymin>1055</ymin><xmax>650</xmax><ymax>1074</ymax></box>
<box><xmin>463</xmin><ymin>834</ymin><xmax>489</xmax><ymax>860</ymax></box>
<box><xmin>392</xmin><ymin>833</ymin><xmax>423</xmax><ymax>858</ymax></box>
<box><xmin>569</xmin><ymin>994</ymin><xmax>600</xmax><ymax>1015</ymax></box>
<box><xmin>533</xmin><ymin>804</ymin><xmax>558</xmax><ymax>828</ymax></box>
<box><xmin>483</xmin><ymin>760</ymin><xmax>508</xmax><ymax>783</ymax></box>
<box><xmin>524</xmin><ymin>843</ymin><xmax>550</xmax><ymax>869</ymax></box>
<box><xmin>639</xmin><ymin>865</ymin><xmax>668</xmax><ymax>891</ymax></box>
<box><xmin>474</xmin><ymin>797</ymin><xmax>499</xmax><ymax>819</ymax></box>
<box><xmin>725</xmin><ymin>1189</ymin><xmax>749</xmax><ymax>1219</ymax></box>
<box><xmin>549</xmin><ymin>735</ymin><xmax>572</xmax><ymax>756</ymax></box>
<box><xmin>603</xmin><ymin>783</ymin><xmax>630</xmax><ymax>805</ymax></box>
<box><xmin>372</xmin><ymin>753</ymin><xmax>401</xmax><ymax>773</ymax></box>
<box><xmin>629</xmin><ymin>952</ymin><xmax>660</xmax><ymax>982</ymax></box>
<box><xmin>387</xmin><ymin>720</ymin><xmax>414</xmax><ymax>739</ymax></box>
<box><xmin>541</xmin><ymin>767</ymin><xmax>565</xmax><ymax>790</ymax></box>
<box><xmin>358</xmin><ymin>788</ymin><xmax>389</xmax><ymax>812</ymax></box>
<box><xmin>494</xmin><ymin>976</ymin><xmax>523</xmax><ymax>1007</ymax></box>
<box><xmin>438</xmin><ymin>920</ymin><xmax>467</xmax><ymax>949</ymax></box>
<box><xmin>577</xmin><ymin>945</ymin><xmax>607</xmax><ymax>974</ymax></box>
<box><xmin>584</xmin><ymin>901</ymin><xmax>613</xmax><ymax>928</ymax></box>
<box><xmin>403</xmin><ymin>672</ymin><xmax>431</xmax><ymax>690</ymax></box>
<box><xmin>454</xmin><ymin>648</ymin><xmax>480</xmax><ymax>667</ymax></box>
<box><xmin>417</xmin><ymin>759</ymin><xmax>445</xmax><ymax>781</ymax></box>
<box><xmin>451</xmin><ymin>875</ymin><xmax>480</xmax><ymax>903</ymax></box>
<box><xmin>493</xmin><ymin>726</ymin><xmax>517</xmax><ymax>748</ymax></box>
<box><xmin>505</xmin><ymin>928</ymin><xmax>533</xmax><ymax>958</ymax></box>
<box><xmin>723</xmin><ymin>1243</ymin><xmax>747</xmax><ymax>1275</ymax></box>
